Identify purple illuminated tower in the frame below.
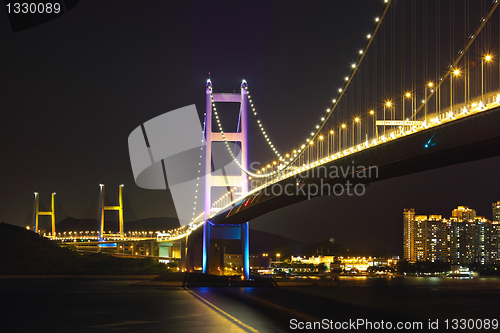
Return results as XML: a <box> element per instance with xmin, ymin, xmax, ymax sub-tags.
<box><xmin>203</xmin><ymin>80</ymin><xmax>250</xmax><ymax>279</ymax></box>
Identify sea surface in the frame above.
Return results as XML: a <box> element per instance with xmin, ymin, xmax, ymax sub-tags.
<box><xmin>1</xmin><ymin>277</ymin><xmax>499</xmax><ymax>332</ymax></box>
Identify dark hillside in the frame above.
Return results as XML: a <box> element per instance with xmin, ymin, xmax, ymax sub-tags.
<box><xmin>0</xmin><ymin>222</ymin><xmax>168</xmax><ymax>275</ymax></box>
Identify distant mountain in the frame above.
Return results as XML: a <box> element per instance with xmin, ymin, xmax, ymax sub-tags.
<box><xmin>55</xmin><ymin>216</ymin><xmax>180</xmax><ymax>233</ymax></box>
<box><xmin>248</xmin><ymin>229</ymin><xmax>307</xmax><ymax>254</ymax></box>
<box><xmin>125</xmin><ymin>217</ymin><xmax>180</xmax><ymax>232</ymax></box>
<box><xmin>220</xmin><ymin>229</ymin><xmax>308</xmax><ymax>255</ymax></box>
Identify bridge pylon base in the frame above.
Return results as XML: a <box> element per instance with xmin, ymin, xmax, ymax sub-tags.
<box><xmin>202</xmin><ymin>222</ymin><xmax>250</xmax><ymax>280</ymax></box>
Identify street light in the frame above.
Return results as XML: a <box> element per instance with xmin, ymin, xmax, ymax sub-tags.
<box><xmin>424</xmin><ymin>83</ymin><xmax>432</xmax><ymax>122</ymax></box>
<box><xmin>482</xmin><ymin>55</ymin><xmax>492</xmax><ymax>100</ymax></box>
<box><xmin>329</xmin><ymin>130</ymin><xmax>334</xmax><ymax>154</ymax></box>
<box><xmin>319</xmin><ymin>135</ymin><xmax>324</xmax><ymax>158</ymax></box>
<box><xmin>383</xmin><ymin>101</ymin><xmax>391</xmax><ymax>136</ymax></box>
<box><xmin>276</xmin><ymin>253</ymin><xmax>281</xmax><ymax>262</ymax></box>
<box><xmin>369</xmin><ymin>110</ymin><xmax>376</xmax><ymax>138</ymax></box>
<box><xmin>341</xmin><ymin>124</ymin><xmax>346</xmax><ymax>150</ymax></box>
<box><xmin>451</xmin><ymin>69</ymin><xmax>460</xmax><ymax>113</ymax></box>
<box><xmin>403</xmin><ymin>93</ymin><xmax>411</xmax><ymax>131</ymax></box>
<box><xmin>355</xmin><ymin>117</ymin><xmax>360</xmax><ymax>144</ymax></box>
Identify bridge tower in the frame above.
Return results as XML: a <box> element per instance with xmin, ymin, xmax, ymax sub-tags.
<box><xmin>99</xmin><ymin>184</ymin><xmax>124</xmax><ymax>240</ymax></box>
<box><xmin>33</xmin><ymin>192</ymin><xmax>56</xmax><ymax>236</ymax></box>
<box><xmin>203</xmin><ymin>80</ymin><xmax>250</xmax><ymax>279</ymax></box>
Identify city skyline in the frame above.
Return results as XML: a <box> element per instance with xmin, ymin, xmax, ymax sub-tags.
<box><xmin>404</xmin><ymin>201</ymin><xmax>500</xmax><ymax>263</ymax></box>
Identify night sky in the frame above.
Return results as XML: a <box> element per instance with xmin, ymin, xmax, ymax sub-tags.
<box><xmin>1</xmin><ymin>1</ymin><xmax>499</xmax><ymax>255</ymax></box>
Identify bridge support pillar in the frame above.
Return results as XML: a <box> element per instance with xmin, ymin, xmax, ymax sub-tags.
<box><xmin>242</xmin><ymin>222</ymin><xmax>250</xmax><ymax>280</ymax></box>
<box><xmin>202</xmin><ymin>221</ymin><xmax>211</xmax><ymax>274</ymax></box>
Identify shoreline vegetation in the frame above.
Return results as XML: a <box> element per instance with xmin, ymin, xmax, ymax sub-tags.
<box><xmin>0</xmin><ymin>223</ymin><xmax>169</xmax><ymax>275</ymax></box>
<box><xmin>0</xmin><ymin>275</ymin><xmax>159</xmax><ymax>279</ymax></box>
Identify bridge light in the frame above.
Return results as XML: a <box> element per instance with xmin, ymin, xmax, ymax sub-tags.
<box><xmin>330</xmin><ymin>130</ymin><xmax>334</xmax><ymax>134</ymax></box>
<box><xmin>367</xmin><ymin>34</ymin><xmax>371</xmax><ymax>39</ymax></box>
<box><xmin>342</xmin><ymin>124</ymin><xmax>346</xmax><ymax>128</ymax></box>
<box><xmin>351</xmin><ymin>63</ymin><xmax>356</xmax><ymax>68</ymax></box>
<box><xmin>405</xmin><ymin>92</ymin><xmax>411</xmax><ymax>98</ymax></box>
<box><xmin>453</xmin><ymin>69</ymin><xmax>460</xmax><ymax>76</ymax></box>
<box><xmin>386</xmin><ymin>101</ymin><xmax>392</xmax><ymax>107</ymax></box>
<box><xmin>355</xmin><ymin>117</ymin><xmax>360</xmax><ymax>122</ymax></box>
<box><xmin>310</xmin><ymin>141</ymin><xmax>314</xmax><ymax>145</ymax></box>
<box><xmin>319</xmin><ymin>136</ymin><xmax>324</xmax><ymax>140</ymax></box>
<box><xmin>338</xmin><ymin>88</ymin><xmax>342</xmax><ymax>92</ymax></box>
<box><xmin>485</xmin><ymin>55</ymin><xmax>492</xmax><ymax>61</ymax></box>
<box><xmin>370</xmin><ymin>110</ymin><xmax>374</xmax><ymax>115</ymax></box>
<box><xmin>345</xmin><ymin>77</ymin><xmax>349</xmax><ymax>81</ymax></box>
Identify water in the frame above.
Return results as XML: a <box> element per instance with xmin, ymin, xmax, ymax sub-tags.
<box><xmin>289</xmin><ymin>276</ymin><xmax>500</xmax><ymax>321</ymax></box>
<box><xmin>1</xmin><ymin>277</ymin><xmax>499</xmax><ymax>332</ymax></box>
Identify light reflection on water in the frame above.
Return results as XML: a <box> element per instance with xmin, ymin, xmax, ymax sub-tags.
<box><xmin>288</xmin><ymin>276</ymin><xmax>500</xmax><ymax>320</ymax></box>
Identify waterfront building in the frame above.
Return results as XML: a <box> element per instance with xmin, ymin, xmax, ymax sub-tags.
<box><xmin>493</xmin><ymin>201</ymin><xmax>500</xmax><ymax>222</ymax></box>
<box><xmin>404</xmin><ymin>205</ymin><xmax>499</xmax><ymax>264</ymax></box>
<box><xmin>425</xmin><ymin>215</ymin><xmax>448</xmax><ymax>262</ymax></box>
<box><xmin>403</xmin><ymin>208</ymin><xmax>416</xmax><ymax>261</ymax></box>
<box><xmin>289</xmin><ymin>256</ymin><xmax>398</xmax><ymax>272</ymax></box>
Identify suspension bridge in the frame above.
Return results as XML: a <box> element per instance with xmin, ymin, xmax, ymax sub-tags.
<box><xmin>32</xmin><ymin>0</ymin><xmax>500</xmax><ymax>280</ymax></box>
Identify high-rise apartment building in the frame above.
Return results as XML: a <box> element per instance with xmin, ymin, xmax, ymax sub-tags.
<box><xmin>414</xmin><ymin>215</ymin><xmax>427</xmax><ymax>261</ymax></box>
<box><xmin>403</xmin><ymin>205</ymin><xmax>499</xmax><ymax>264</ymax></box>
<box><xmin>425</xmin><ymin>215</ymin><xmax>448</xmax><ymax>262</ymax></box>
<box><xmin>451</xmin><ymin>206</ymin><xmax>476</xmax><ymax>220</ymax></box>
<box><xmin>403</xmin><ymin>208</ymin><xmax>415</xmax><ymax>261</ymax></box>
<box><xmin>493</xmin><ymin>201</ymin><xmax>500</xmax><ymax>222</ymax></box>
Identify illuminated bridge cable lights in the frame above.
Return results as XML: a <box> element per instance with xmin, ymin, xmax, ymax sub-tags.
<box><xmin>412</xmin><ymin>0</ymin><xmax>500</xmax><ymax>120</ymax></box>
<box><xmin>297</xmin><ymin>0</ymin><xmax>392</xmax><ymax>156</ymax></box>
<box><xmin>208</xmin><ymin>84</ymin><xmax>293</xmax><ymax>179</ymax></box>
<box><xmin>253</xmin><ymin>0</ymin><xmax>393</xmax><ymax>174</ymax></box>
<box><xmin>208</xmin><ymin>1</ymin><xmax>392</xmax><ymax>180</ymax></box>
<box><xmin>243</xmin><ymin>84</ymin><xmax>281</xmax><ymax>159</ymax></box>
<box><xmin>190</xmin><ymin>108</ymin><xmax>207</xmax><ymax>222</ymax></box>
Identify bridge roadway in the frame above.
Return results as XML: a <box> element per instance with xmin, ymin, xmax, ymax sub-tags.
<box><xmin>204</xmin><ymin>104</ymin><xmax>500</xmax><ymax>227</ymax></box>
